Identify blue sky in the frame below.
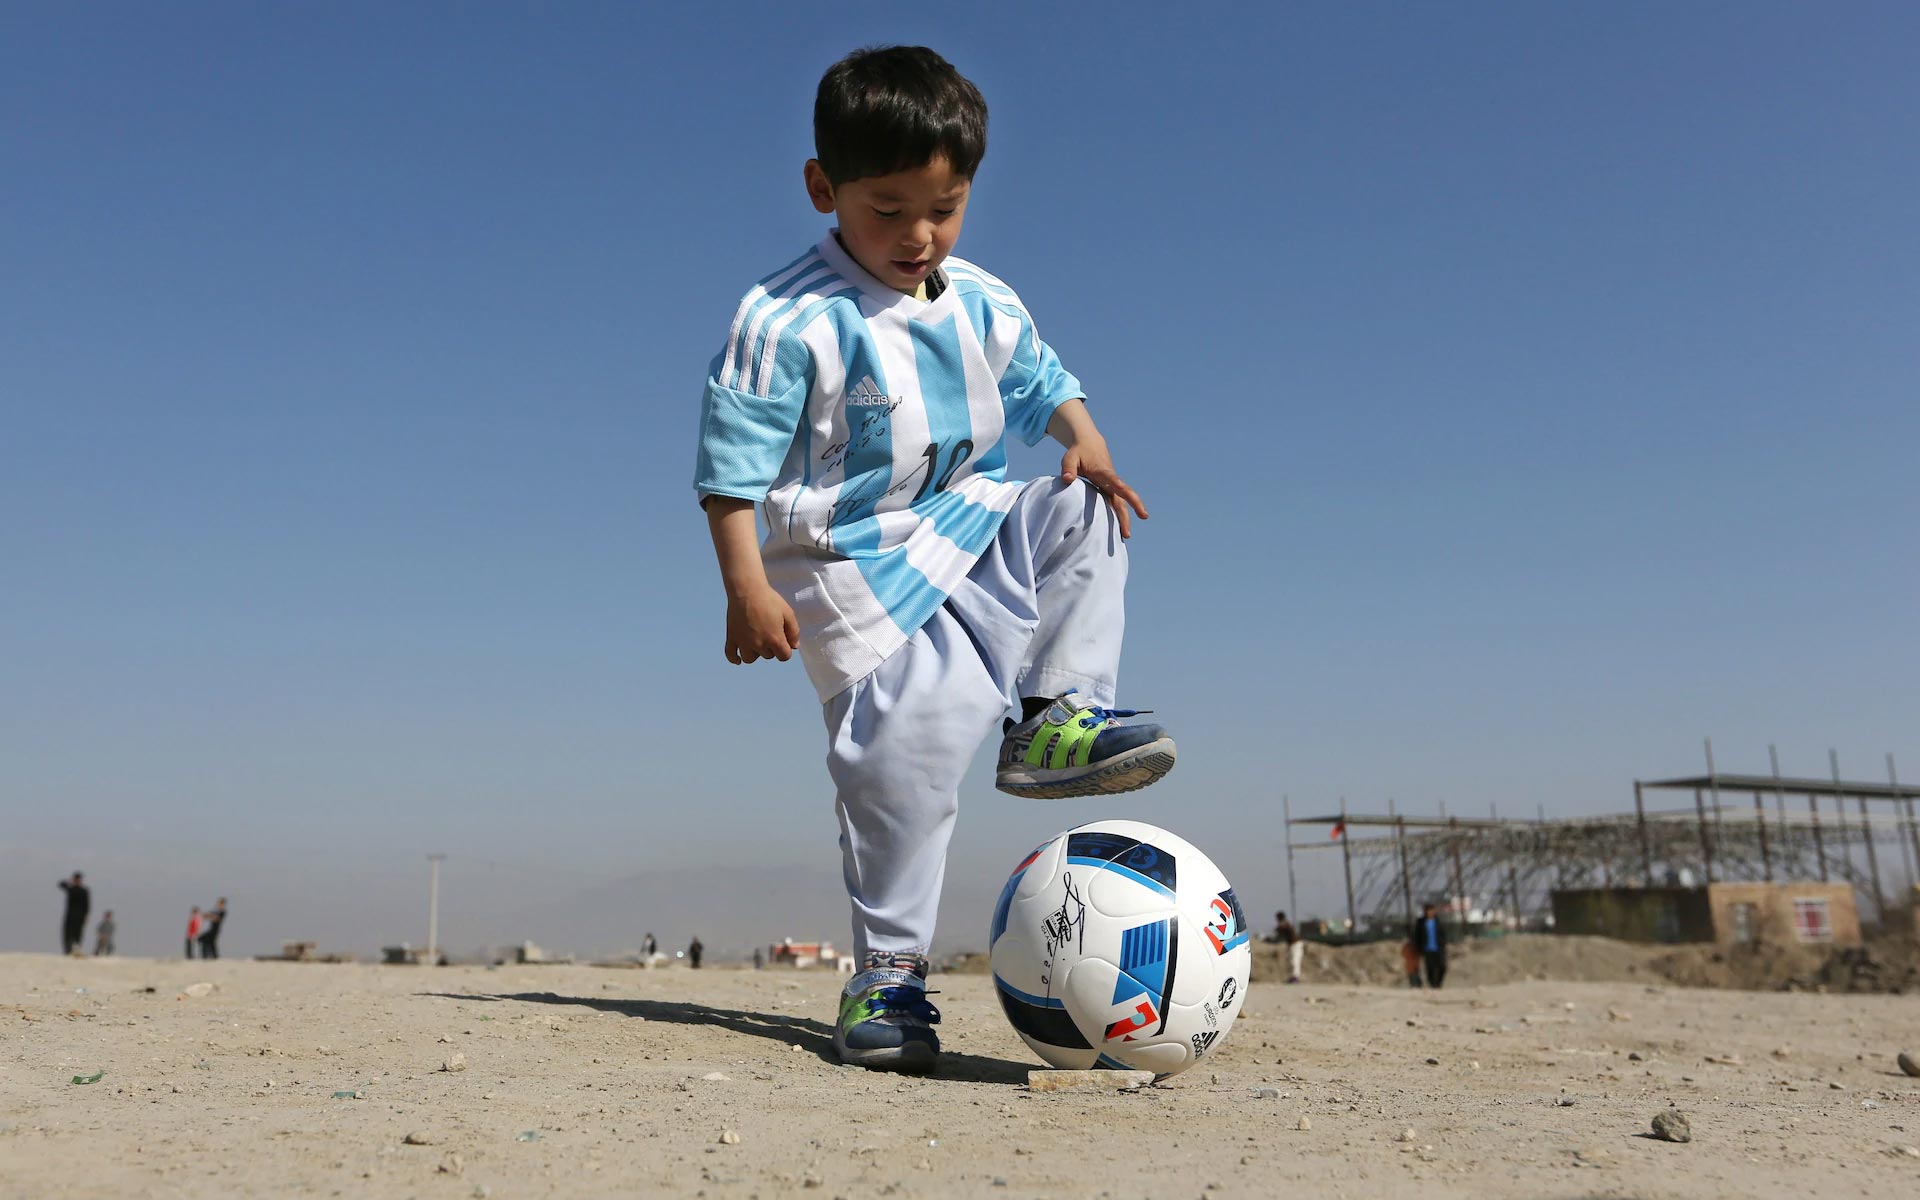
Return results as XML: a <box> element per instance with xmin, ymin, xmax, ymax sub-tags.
<box><xmin>4</xmin><ymin>2</ymin><xmax>1916</xmax><ymax>959</ymax></box>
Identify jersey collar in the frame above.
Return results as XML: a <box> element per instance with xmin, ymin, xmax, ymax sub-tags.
<box><xmin>818</xmin><ymin>232</ymin><xmax>955</xmax><ymax>318</ymax></box>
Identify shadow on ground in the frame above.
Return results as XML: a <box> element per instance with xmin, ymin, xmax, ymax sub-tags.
<box><xmin>418</xmin><ymin>990</ymin><xmax>1031</xmax><ymax>1085</ymax></box>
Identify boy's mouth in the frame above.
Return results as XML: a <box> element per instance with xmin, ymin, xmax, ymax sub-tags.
<box><xmin>892</xmin><ymin>258</ymin><xmax>931</xmax><ymax>276</ymax></box>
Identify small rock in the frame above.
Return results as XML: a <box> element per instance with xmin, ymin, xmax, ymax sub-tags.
<box><xmin>1395</xmin><ymin>1128</ymin><xmax>1416</xmax><ymax>1143</ymax></box>
<box><xmin>1897</xmin><ymin>1146</ymin><xmax>1920</xmax><ymax>1160</ymax></box>
<box><xmin>1899</xmin><ymin>1052</ymin><xmax>1920</xmax><ymax>1079</ymax></box>
<box><xmin>180</xmin><ymin>983</ymin><xmax>215</xmax><ymax>998</ymax></box>
<box><xmin>403</xmin><ymin>1131</ymin><xmax>435</xmax><ymax>1146</ymax></box>
<box><xmin>1296</xmin><ymin>1115</ymin><xmax>1311</xmax><ymax>1131</ymax></box>
<box><xmin>472</xmin><ymin>1188</ymin><xmax>492</xmax><ymax>1199</ymax></box>
<box><xmin>437</xmin><ymin>1152</ymin><xmax>464</xmax><ymax>1176</ymax></box>
<box><xmin>441</xmin><ymin>1053</ymin><xmax>467</xmax><ymax>1073</ymax></box>
<box><xmin>1250</xmin><ymin>1087</ymin><xmax>1281</xmax><ymax>1099</ymax></box>
<box><xmin>1607</xmin><ymin>1008</ymin><xmax>1629</xmax><ymax>1022</ymax></box>
<box><xmin>701</xmin><ymin>1071</ymin><xmax>730</xmax><ymax>1081</ymax></box>
<box><xmin>1573</xmin><ymin>1145</ymin><xmax>1613</xmax><ymax>1167</ymax></box>
<box><xmin>1829</xmin><ymin>1081</ymin><xmax>1847</xmax><ymax>1090</ymax></box>
<box><xmin>719</xmin><ymin>1129</ymin><xmax>741</xmax><ymax>1146</ymax></box>
<box><xmin>1628</xmin><ymin>1051</ymin><xmax>1645</xmax><ymax>1062</ymax></box>
<box><xmin>1770</xmin><ymin>1045</ymin><xmax>1792</xmax><ymax>1059</ymax></box>
<box><xmin>1469</xmin><ymin>1060</ymin><xmax>1481</xmax><ymax>1071</ymax></box>
<box><xmin>1863</xmin><ymin>1100</ymin><xmax>1881</xmax><ymax>1110</ymax></box>
<box><xmin>1424</xmin><ymin>1057</ymin><xmax>1440</xmax><ymax>1066</ymax></box>
<box><xmin>1651</xmin><ymin>1109</ymin><xmax>1691</xmax><ymax>1143</ymax></box>
<box><xmin>1555</xmin><ymin>1096</ymin><xmax>1576</xmax><ymax>1107</ymax></box>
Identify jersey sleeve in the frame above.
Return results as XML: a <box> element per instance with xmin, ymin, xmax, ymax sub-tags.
<box><xmin>693</xmin><ymin>315</ymin><xmax>814</xmax><ymax>503</ymax></box>
<box><xmin>996</xmin><ymin>305</ymin><xmax>1084</xmax><ymax>447</ymax></box>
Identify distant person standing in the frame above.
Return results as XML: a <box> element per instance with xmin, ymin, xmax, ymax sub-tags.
<box><xmin>198</xmin><ymin>898</ymin><xmax>227</xmax><ymax>960</ymax></box>
<box><xmin>185</xmin><ymin>907</ymin><xmax>202</xmax><ymax>959</ymax></box>
<box><xmin>642</xmin><ymin>932</ymin><xmax>657</xmax><ymax>959</ymax></box>
<box><xmin>687</xmin><ymin>936</ymin><xmax>704</xmax><ymax>969</ymax></box>
<box><xmin>1273</xmin><ymin>911</ymin><xmax>1303</xmax><ymax>983</ymax></box>
<box><xmin>1410</xmin><ymin>903</ymin><xmax>1447</xmax><ymax>989</ymax></box>
<box><xmin>58</xmin><ymin>872</ymin><xmax>91</xmax><ymax>955</ymax></box>
<box><xmin>94</xmin><ymin>910</ymin><xmax>117</xmax><ymax>956</ymax></box>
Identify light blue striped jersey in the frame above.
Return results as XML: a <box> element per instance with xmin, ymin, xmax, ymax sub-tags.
<box><xmin>695</xmin><ymin>233</ymin><xmax>1084</xmax><ymax>700</ymax></box>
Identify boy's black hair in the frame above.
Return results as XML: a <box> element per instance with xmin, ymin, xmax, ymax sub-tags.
<box><xmin>814</xmin><ymin>46</ymin><xmax>987</xmax><ymax>185</ymax></box>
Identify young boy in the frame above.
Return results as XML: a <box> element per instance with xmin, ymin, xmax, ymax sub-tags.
<box><xmin>694</xmin><ymin>46</ymin><xmax>1176</xmax><ymax>1073</ymax></box>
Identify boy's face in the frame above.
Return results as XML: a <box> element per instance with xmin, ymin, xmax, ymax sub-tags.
<box><xmin>805</xmin><ymin>155</ymin><xmax>970</xmax><ymax>292</ymax></box>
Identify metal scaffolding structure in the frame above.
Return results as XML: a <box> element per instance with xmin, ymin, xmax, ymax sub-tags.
<box><xmin>1284</xmin><ymin>744</ymin><xmax>1920</xmax><ymax>934</ymax></box>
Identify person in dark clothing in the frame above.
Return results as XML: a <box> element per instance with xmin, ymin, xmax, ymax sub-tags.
<box><xmin>687</xmin><ymin>936</ymin><xmax>704</xmax><ymax>969</ymax></box>
<box><xmin>1272</xmin><ymin>912</ymin><xmax>1303</xmax><ymax>982</ymax></box>
<box><xmin>1409</xmin><ymin>903</ymin><xmax>1447</xmax><ymax>989</ymax></box>
<box><xmin>198</xmin><ymin>898</ymin><xmax>228</xmax><ymax>960</ymax></box>
<box><xmin>59</xmin><ymin>873</ymin><xmax>91</xmax><ymax>955</ymax></box>
<box><xmin>95</xmin><ymin>910</ymin><xmax>117</xmax><ymax>956</ymax></box>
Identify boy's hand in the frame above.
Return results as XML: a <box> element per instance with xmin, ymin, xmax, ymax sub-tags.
<box><xmin>1047</xmin><ymin>398</ymin><xmax>1148</xmax><ymax>538</ymax></box>
<box><xmin>725</xmin><ymin>583</ymin><xmax>801</xmax><ymax>665</ymax></box>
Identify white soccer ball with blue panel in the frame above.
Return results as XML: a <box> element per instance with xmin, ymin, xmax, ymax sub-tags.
<box><xmin>987</xmin><ymin>819</ymin><xmax>1252</xmax><ymax>1078</ymax></box>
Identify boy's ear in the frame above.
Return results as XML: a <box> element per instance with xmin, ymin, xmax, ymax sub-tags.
<box><xmin>803</xmin><ymin>160</ymin><xmax>836</xmax><ymax>214</ymax></box>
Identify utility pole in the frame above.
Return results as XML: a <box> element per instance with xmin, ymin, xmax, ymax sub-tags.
<box><xmin>1339</xmin><ymin>797</ymin><xmax>1356</xmax><ymax>935</ymax></box>
<box><xmin>426</xmin><ymin>854</ymin><xmax>446</xmax><ymax>964</ymax></box>
<box><xmin>1893</xmin><ymin>754</ymin><xmax>1920</xmax><ymax>890</ymax></box>
<box><xmin>1837</xmin><ymin>750</ymin><xmax>1883</xmax><ymax>922</ymax></box>
<box><xmin>1705</xmin><ymin>738</ymin><xmax>1725</xmax><ymax>861</ymax></box>
<box><xmin>1633</xmin><ymin>780</ymin><xmax>1653</xmax><ymax>884</ymax></box>
<box><xmin>1282</xmin><ymin>794</ymin><xmax>1298</xmax><ymax>921</ymax></box>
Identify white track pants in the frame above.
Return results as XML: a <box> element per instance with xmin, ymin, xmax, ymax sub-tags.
<box><xmin>822</xmin><ymin>478</ymin><xmax>1128</xmax><ymax>960</ymax></box>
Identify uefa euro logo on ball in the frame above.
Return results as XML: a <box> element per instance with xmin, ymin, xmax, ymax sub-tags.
<box><xmin>988</xmin><ymin>820</ymin><xmax>1253</xmax><ymax>1079</ymax></box>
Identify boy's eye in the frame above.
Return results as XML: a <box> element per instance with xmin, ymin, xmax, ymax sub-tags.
<box><xmin>933</xmin><ymin>208</ymin><xmax>956</xmax><ymax>218</ymax></box>
<box><xmin>872</xmin><ymin>209</ymin><xmax>900</xmax><ymax>219</ymax></box>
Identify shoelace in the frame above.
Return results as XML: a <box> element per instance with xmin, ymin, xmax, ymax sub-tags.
<box><xmin>871</xmin><ymin>985</ymin><xmax>942</xmax><ymax>1024</ymax></box>
<box><xmin>1077</xmin><ymin>704</ymin><xmax>1149</xmax><ymax>728</ymax></box>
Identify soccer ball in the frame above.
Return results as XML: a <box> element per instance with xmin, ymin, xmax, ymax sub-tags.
<box><xmin>987</xmin><ymin>819</ymin><xmax>1252</xmax><ymax>1078</ymax></box>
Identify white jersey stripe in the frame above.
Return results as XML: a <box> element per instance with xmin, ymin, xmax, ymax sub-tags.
<box><xmin>719</xmin><ymin>251</ymin><xmax>822</xmax><ymax>390</ymax></box>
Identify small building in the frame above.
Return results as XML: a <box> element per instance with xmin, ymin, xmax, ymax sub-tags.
<box><xmin>1550</xmin><ymin>882</ymin><xmax>1860</xmax><ymax>946</ymax></box>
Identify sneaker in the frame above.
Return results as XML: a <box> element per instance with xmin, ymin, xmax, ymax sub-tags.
<box><xmin>833</xmin><ymin>953</ymin><xmax>941</xmax><ymax>1073</ymax></box>
<box><xmin>995</xmin><ymin>690</ymin><xmax>1177</xmax><ymax>799</ymax></box>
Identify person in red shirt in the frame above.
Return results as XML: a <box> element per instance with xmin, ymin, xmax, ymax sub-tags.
<box><xmin>185</xmin><ymin>906</ymin><xmax>202</xmax><ymax>960</ymax></box>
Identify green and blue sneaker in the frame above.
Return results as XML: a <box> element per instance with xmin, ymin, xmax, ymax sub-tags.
<box><xmin>995</xmin><ymin>690</ymin><xmax>1176</xmax><ymax>799</ymax></box>
<box><xmin>834</xmin><ymin>953</ymin><xmax>941</xmax><ymax>1073</ymax></box>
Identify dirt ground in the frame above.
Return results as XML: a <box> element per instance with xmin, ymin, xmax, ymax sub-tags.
<box><xmin>5</xmin><ymin>952</ymin><xmax>1920</xmax><ymax>1199</ymax></box>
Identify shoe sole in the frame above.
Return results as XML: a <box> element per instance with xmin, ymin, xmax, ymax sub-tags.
<box><xmin>996</xmin><ymin>738</ymin><xmax>1177</xmax><ymax>800</ymax></box>
<box><xmin>834</xmin><ymin>1037</ymin><xmax>939</xmax><ymax>1074</ymax></box>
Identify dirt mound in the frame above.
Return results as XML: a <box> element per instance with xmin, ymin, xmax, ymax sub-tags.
<box><xmin>1251</xmin><ymin>934</ymin><xmax>1662</xmax><ymax>987</ymax></box>
<box><xmin>1651</xmin><ymin>930</ymin><xmax>1920</xmax><ymax>994</ymax></box>
<box><xmin>1252</xmin><ymin>931</ymin><xmax>1920</xmax><ymax>993</ymax></box>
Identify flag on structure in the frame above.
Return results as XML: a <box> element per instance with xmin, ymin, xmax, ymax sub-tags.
<box><xmin>1330</xmin><ymin>820</ymin><xmax>1345</xmax><ymax>840</ymax></box>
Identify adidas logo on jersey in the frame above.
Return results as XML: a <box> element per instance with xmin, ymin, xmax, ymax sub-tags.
<box><xmin>847</xmin><ymin>376</ymin><xmax>896</xmax><ymax>407</ymax></box>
